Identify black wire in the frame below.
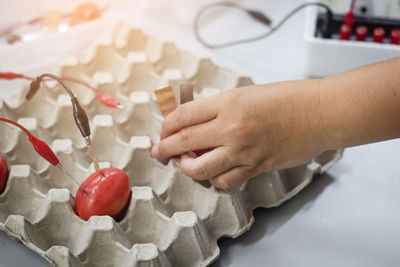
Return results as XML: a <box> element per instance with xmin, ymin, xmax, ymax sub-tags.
<box><xmin>194</xmin><ymin>2</ymin><xmax>333</xmax><ymax>49</ymax></box>
<box><xmin>27</xmin><ymin>73</ymin><xmax>92</xmax><ymax>138</ymax></box>
<box><xmin>37</xmin><ymin>73</ymin><xmax>75</xmax><ymax>98</ymax></box>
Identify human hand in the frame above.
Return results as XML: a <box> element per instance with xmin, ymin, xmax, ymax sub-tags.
<box><xmin>152</xmin><ymin>79</ymin><xmax>328</xmax><ymax>190</ymax></box>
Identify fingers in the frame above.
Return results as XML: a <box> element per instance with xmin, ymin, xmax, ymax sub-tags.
<box><xmin>209</xmin><ymin>165</ymin><xmax>253</xmax><ymax>190</ymax></box>
<box><xmin>153</xmin><ymin>121</ymin><xmax>220</xmax><ymax>159</ymax></box>
<box><xmin>179</xmin><ymin>146</ymin><xmax>236</xmax><ymax>181</ymax></box>
<box><xmin>161</xmin><ymin>97</ymin><xmax>218</xmax><ymax>137</ymax></box>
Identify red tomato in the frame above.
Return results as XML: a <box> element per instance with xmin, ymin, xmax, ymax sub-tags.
<box><xmin>0</xmin><ymin>154</ymin><xmax>8</xmax><ymax>194</ymax></box>
<box><xmin>75</xmin><ymin>168</ymin><xmax>131</xmax><ymax>221</ymax></box>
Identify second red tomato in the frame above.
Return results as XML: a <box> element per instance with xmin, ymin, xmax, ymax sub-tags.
<box><xmin>0</xmin><ymin>154</ymin><xmax>9</xmax><ymax>194</ymax></box>
<box><xmin>75</xmin><ymin>168</ymin><xmax>131</xmax><ymax>221</ymax></box>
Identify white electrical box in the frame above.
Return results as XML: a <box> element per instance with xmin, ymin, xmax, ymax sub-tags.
<box><xmin>302</xmin><ymin>0</ymin><xmax>400</xmax><ymax>77</ymax></box>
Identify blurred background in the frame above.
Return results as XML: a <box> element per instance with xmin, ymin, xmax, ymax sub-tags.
<box><xmin>1</xmin><ymin>0</ymin><xmax>400</xmax><ymax>266</ymax></box>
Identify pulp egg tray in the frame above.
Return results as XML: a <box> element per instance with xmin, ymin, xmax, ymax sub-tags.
<box><xmin>0</xmin><ymin>22</ymin><xmax>343</xmax><ymax>267</ymax></box>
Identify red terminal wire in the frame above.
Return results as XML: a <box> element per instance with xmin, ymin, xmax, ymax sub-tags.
<box><xmin>344</xmin><ymin>0</ymin><xmax>356</xmax><ymax>27</ymax></box>
<box><xmin>52</xmin><ymin>76</ymin><xmax>123</xmax><ymax>109</ymax></box>
<box><xmin>0</xmin><ymin>117</ymin><xmax>59</xmax><ymax>165</ymax></box>
<box><xmin>0</xmin><ymin>72</ymin><xmax>123</xmax><ymax>109</ymax></box>
<box><xmin>96</xmin><ymin>93</ymin><xmax>121</xmax><ymax>108</ymax></box>
<box><xmin>0</xmin><ymin>72</ymin><xmax>24</xmax><ymax>80</ymax></box>
<box><xmin>28</xmin><ymin>135</ymin><xmax>59</xmax><ymax>165</ymax></box>
<box><xmin>0</xmin><ymin>117</ymin><xmax>89</xmax><ymax>194</ymax></box>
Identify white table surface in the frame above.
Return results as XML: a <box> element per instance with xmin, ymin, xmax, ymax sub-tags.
<box><xmin>1</xmin><ymin>0</ymin><xmax>400</xmax><ymax>266</ymax></box>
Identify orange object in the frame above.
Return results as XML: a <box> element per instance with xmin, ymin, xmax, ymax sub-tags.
<box><xmin>156</xmin><ymin>84</ymin><xmax>209</xmax><ymax>158</ymax></box>
<box><xmin>155</xmin><ymin>86</ymin><xmax>178</xmax><ymax>118</ymax></box>
<box><xmin>44</xmin><ymin>9</ymin><xmax>61</xmax><ymax>33</ymax></box>
<box><xmin>70</xmin><ymin>3</ymin><xmax>101</xmax><ymax>26</ymax></box>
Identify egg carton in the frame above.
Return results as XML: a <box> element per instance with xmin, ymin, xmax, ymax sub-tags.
<box><xmin>0</xmin><ymin>22</ymin><xmax>343</xmax><ymax>267</ymax></box>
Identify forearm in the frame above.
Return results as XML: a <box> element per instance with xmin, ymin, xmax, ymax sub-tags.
<box><xmin>318</xmin><ymin>57</ymin><xmax>400</xmax><ymax>150</ymax></box>
<box><xmin>153</xmin><ymin>57</ymin><xmax>400</xmax><ymax>189</ymax></box>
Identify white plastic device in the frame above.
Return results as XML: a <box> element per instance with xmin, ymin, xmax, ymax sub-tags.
<box><xmin>302</xmin><ymin>0</ymin><xmax>400</xmax><ymax>77</ymax></box>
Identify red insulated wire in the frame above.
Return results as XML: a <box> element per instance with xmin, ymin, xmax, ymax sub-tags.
<box><xmin>0</xmin><ymin>117</ymin><xmax>31</xmax><ymax>136</ymax></box>
<box><xmin>0</xmin><ymin>72</ymin><xmax>24</xmax><ymax>80</ymax></box>
<box><xmin>0</xmin><ymin>118</ymin><xmax>88</xmax><ymax>194</ymax></box>
<box><xmin>344</xmin><ymin>0</ymin><xmax>356</xmax><ymax>27</ymax></box>
<box><xmin>0</xmin><ymin>117</ymin><xmax>59</xmax><ymax>166</ymax></box>
<box><xmin>96</xmin><ymin>93</ymin><xmax>121</xmax><ymax>108</ymax></box>
<box><xmin>0</xmin><ymin>72</ymin><xmax>122</xmax><ymax>109</ymax></box>
<box><xmin>59</xmin><ymin>77</ymin><xmax>123</xmax><ymax>108</ymax></box>
<box><xmin>27</xmin><ymin>135</ymin><xmax>59</xmax><ymax>165</ymax></box>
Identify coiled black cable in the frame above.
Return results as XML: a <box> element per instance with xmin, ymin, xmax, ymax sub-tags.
<box><xmin>194</xmin><ymin>1</ymin><xmax>333</xmax><ymax>49</ymax></box>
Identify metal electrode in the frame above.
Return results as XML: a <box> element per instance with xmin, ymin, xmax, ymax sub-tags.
<box><xmin>27</xmin><ymin>73</ymin><xmax>102</xmax><ymax>173</ymax></box>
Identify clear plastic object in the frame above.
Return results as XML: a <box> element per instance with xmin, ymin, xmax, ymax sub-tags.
<box><xmin>0</xmin><ymin>0</ymin><xmax>145</xmax><ymax>72</ymax></box>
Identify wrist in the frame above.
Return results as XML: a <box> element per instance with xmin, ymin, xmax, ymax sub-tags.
<box><xmin>272</xmin><ymin>79</ymin><xmax>334</xmax><ymax>154</ymax></box>
<box><xmin>302</xmin><ymin>78</ymin><xmax>334</xmax><ymax>153</ymax></box>
<box><xmin>312</xmin><ymin>76</ymin><xmax>347</xmax><ymax>151</ymax></box>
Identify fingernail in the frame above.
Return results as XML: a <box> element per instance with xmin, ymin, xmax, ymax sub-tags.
<box><xmin>151</xmin><ymin>144</ymin><xmax>160</xmax><ymax>158</ymax></box>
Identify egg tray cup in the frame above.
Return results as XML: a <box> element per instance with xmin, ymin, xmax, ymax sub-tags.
<box><xmin>0</xmin><ymin>22</ymin><xmax>343</xmax><ymax>267</ymax></box>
